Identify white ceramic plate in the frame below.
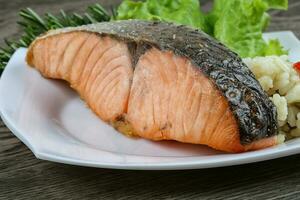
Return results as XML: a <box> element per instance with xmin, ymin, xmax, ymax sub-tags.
<box><xmin>0</xmin><ymin>31</ymin><xmax>300</xmax><ymax>170</ymax></box>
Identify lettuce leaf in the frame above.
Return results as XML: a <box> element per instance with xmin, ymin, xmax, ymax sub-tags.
<box><xmin>209</xmin><ymin>0</ymin><xmax>288</xmax><ymax>58</ymax></box>
<box><xmin>264</xmin><ymin>0</ymin><xmax>288</xmax><ymax>9</ymax></box>
<box><xmin>264</xmin><ymin>39</ymin><xmax>289</xmax><ymax>56</ymax></box>
<box><xmin>116</xmin><ymin>0</ymin><xmax>208</xmax><ymax>32</ymax></box>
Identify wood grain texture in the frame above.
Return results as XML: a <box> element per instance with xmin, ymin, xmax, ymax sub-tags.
<box><xmin>1</xmin><ymin>0</ymin><xmax>300</xmax><ymax>199</ymax></box>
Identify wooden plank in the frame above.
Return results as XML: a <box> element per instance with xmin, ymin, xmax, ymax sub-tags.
<box><xmin>0</xmin><ymin>0</ymin><xmax>300</xmax><ymax>199</ymax></box>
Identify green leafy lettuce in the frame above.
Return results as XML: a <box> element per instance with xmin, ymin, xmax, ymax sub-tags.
<box><xmin>116</xmin><ymin>0</ymin><xmax>288</xmax><ymax>58</ymax></box>
<box><xmin>116</xmin><ymin>0</ymin><xmax>208</xmax><ymax>32</ymax></box>
<box><xmin>208</xmin><ymin>0</ymin><xmax>288</xmax><ymax>57</ymax></box>
<box><xmin>264</xmin><ymin>39</ymin><xmax>289</xmax><ymax>56</ymax></box>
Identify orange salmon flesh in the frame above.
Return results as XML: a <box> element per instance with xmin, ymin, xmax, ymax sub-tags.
<box><xmin>26</xmin><ymin>32</ymin><xmax>277</xmax><ymax>152</ymax></box>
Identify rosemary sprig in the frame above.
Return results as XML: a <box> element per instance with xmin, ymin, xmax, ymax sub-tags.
<box><xmin>0</xmin><ymin>4</ymin><xmax>111</xmax><ymax>74</ymax></box>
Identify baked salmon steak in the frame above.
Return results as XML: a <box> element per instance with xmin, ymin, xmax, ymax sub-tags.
<box><xmin>26</xmin><ymin>20</ymin><xmax>279</xmax><ymax>152</ymax></box>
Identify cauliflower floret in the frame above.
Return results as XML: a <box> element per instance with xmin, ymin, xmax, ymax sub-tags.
<box><xmin>285</xmin><ymin>84</ymin><xmax>300</xmax><ymax>103</ymax></box>
<box><xmin>287</xmin><ymin>106</ymin><xmax>300</xmax><ymax>127</ymax></box>
<box><xmin>258</xmin><ymin>76</ymin><xmax>273</xmax><ymax>92</ymax></box>
<box><xmin>271</xmin><ymin>94</ymin><xmax>288</xmax><ymax>122</ymax></box>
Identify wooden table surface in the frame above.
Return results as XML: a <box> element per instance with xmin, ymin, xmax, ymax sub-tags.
<box><xmin>1</xmin><ymin>1</ymin><xmax>300</xmax><ymax>199</ymax></box>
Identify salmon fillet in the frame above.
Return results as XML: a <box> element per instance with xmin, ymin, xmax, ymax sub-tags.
<box><xmin>28</xmin><ymin>32</ymin><xmax>133</xmax><ymax>122</ymax></box>
<box><xmin>26</xmin><ymin>20</ymin><xmax>279</xmax><ymax>152</ymax></box>
<box><xmin>126</xmin><ymin>48</ymin><xmax>276</xmax><ymax>152</ymax></box>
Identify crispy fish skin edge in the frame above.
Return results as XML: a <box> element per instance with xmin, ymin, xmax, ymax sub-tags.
<box><xmin>26</xmin><ymin>20</ymin><xmax>278</xmax><ymax>145</ymax></box>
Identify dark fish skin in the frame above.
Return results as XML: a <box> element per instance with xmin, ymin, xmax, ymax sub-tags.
<box><xmin>40</xmin><ymin>20</ymin><xmax>278</xmax><ymax>144</ymax></box>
